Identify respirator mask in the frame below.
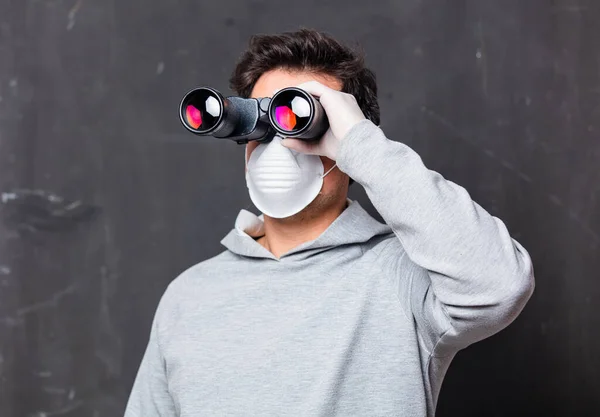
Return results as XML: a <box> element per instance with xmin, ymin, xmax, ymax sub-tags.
<box><xmin>179</xmin><ymin>87</ymin><xmax>335</xmax><ymax>218</ymax></box>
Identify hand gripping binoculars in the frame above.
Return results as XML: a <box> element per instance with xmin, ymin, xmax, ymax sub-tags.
<box><xmin>178</xmin><ymin>87</ymin><xmax>329</xmax><ymax>144</ymax></box>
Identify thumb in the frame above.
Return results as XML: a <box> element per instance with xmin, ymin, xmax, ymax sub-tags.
<box><xmin>280</xmin><ymin>138</ymin><xmax>319</xmax><ymax>155</ymax></box>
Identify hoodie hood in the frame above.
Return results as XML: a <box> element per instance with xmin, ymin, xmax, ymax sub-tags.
<box><xmin>220</xmin><ymin>199</ymin><xmax>392</xmax><ymax>261</ymax></box>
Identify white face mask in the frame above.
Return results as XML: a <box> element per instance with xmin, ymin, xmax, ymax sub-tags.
<box><xmin>245</xmin><ymin>136</ymin><xmax>337</xmax><ymax>219</ymax></box>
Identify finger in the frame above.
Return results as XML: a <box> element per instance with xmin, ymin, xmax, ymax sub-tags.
<box><xmin>321</xmin><ymin>128</ymin><xmax>337</xmax><ymax>145</ymax></box>
<box><xmin>280</xmin><ymin>138</ymin><xmax>320</xmax><ymax>155</ymax></box>
<box><xmin>294</xmin><ymin>81</ymin><xmax>334</xmax><ymax>98</ymax></box>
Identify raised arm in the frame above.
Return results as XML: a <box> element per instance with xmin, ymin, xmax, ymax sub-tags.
<box><xmin>282</xmin><ymin>81</ymin><xmax>535</xmax><ymax>355</ymax></box>
<box><xmin>336</xmin><ymin>119</ymin><xmax>535</xmax><ymax>355</ymax></box>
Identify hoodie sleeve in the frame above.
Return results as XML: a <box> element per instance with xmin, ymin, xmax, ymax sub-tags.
<box><xmin>124</xmin><ymin>293</ymin><xmax>177</xmax><ymax>417</ymax></box>
<box><xmin>336</xmin><ymin>119</ymin><xmax>535</xmax><ymax>356</ymax></box>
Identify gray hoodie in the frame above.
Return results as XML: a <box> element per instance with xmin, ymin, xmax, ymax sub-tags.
<box><xmin>125</xmin><ymin>120</ymin><xmax>535</xmax><ymax>417</ymax></box>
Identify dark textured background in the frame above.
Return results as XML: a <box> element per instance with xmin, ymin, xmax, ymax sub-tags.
<box><xmin>1</xmin><ymin>0</ymin><xmax>599</xmax><ymax>416</ymax></box>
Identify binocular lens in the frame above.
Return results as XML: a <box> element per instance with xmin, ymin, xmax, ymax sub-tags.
<box><xmin>272</xmin><ymin>91</ymin><xmax>312</xmax><ymax>133</ymax></box>
<box><xmin>181</xmin><ymin>89</ymin><xmax>223</xmax><ymax>132</ymax></box>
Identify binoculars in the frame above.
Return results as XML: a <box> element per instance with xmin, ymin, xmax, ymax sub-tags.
<box><xmin>178</xmin><ymin>87</ymin><xmax>329</xmax><ymax>144</ymax></box>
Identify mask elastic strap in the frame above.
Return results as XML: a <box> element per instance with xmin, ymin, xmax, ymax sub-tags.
<box><xmin>321</xmin><ymin>163</ymin><xmax>338</xmax><ymax>179</ymax></box>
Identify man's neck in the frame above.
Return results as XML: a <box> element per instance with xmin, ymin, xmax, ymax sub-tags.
<box><xmin>257</xmin><ymin>199</ymin><xmax>348</xmax><ymax>258</ymax></box>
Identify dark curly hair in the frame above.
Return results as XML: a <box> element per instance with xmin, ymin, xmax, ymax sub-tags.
<box><xmin>229</xmin><ymin>28</ymin><xmax>380</xmax><ymax>126</ymax></box>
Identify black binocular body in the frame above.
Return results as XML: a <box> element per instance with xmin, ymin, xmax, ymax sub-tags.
<box><xmin>179</xmin><ymin>87</ymin><xmax>329</xmax><ymax>144</ymax></box>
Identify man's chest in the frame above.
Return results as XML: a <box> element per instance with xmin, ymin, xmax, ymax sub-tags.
<box><xmin>161</xmin><ymin>263</ymin><xmax>423</xmax><ymax>416</ymax></box>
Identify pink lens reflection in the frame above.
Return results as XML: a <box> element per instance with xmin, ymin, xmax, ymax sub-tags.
<box><xmin>186</xmin><ymin>105</ymin><xmax>202</xmax><ymax>129</ymax></box>
<box><xmin>275</xmin><ymin>106</ymin><xmax>297</xmax><ymax>130</ymax></box>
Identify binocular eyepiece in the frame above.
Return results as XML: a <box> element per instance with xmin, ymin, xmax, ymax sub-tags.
<box><xmin>179</xmin><ymin>86</ymin><xmax>329</xmax><ymax>144</ymax></box>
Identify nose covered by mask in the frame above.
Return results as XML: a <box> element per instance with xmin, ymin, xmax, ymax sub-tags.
<box><xmin>245</xmin><ymin>136</ymin><xmax>337</xmax><ymax>219</ymax></box>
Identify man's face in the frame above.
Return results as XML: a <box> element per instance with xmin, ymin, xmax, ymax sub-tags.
<box><xmin>246</xmin><ymin>69</ymin><xmax>350</xmax><ymax>220</ymax></box>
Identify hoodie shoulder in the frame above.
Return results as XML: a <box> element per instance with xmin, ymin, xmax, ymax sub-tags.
<box><xmin>170</xmin><ymin>250</ymin><xmax>239</xmax><ymax>289</ymax></box>
<box><xmin>154</xmin><ymin>250</ymin><xmax>238</xmax><ymax>327</ymax></box>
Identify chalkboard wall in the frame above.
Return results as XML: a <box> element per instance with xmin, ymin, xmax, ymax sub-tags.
<box><xmin>1</xmin><ymin>0</ymin><xmax>598</xmax><ymax>416</ymax></box>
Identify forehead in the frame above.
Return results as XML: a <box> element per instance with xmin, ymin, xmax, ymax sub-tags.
<box><xmin>250</xmin><ymin>69</ymin><xmax>342</xmax><ymax>98</ymax></box>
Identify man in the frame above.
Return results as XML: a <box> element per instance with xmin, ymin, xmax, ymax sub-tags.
<box><xmin>125</xmin><ymin>29</ymin><xmax>534</xmax><ymax>416</ymax></box>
